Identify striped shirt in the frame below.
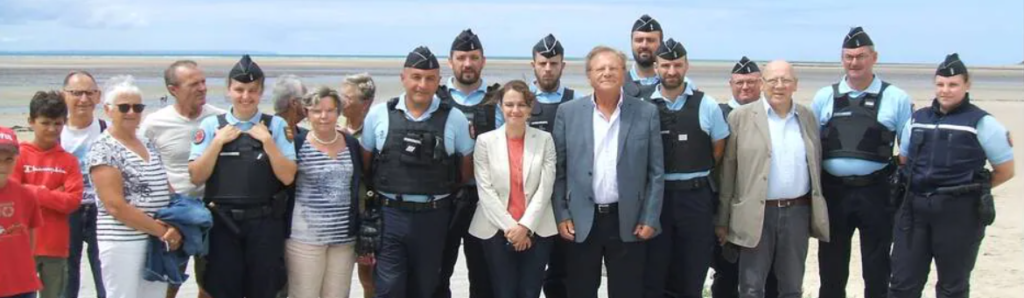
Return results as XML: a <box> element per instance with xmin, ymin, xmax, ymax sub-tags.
<box><xmin>290</xmin><ymin>141</ymin><xmax>355</xmax><ymax>245</ymax></box>
<box><xmin>87</xmin><ymin>133</ymin><xmax>171</xmax><ymax>242</ymax></box>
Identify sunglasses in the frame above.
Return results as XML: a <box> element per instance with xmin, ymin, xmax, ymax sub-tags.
<box><xmin>111</xmin><ymin>103</ymin><xmax>146</xmax><ymax>113</ymax></box>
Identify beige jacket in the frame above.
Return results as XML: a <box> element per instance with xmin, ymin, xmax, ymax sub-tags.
<box><xmin>469</xmin><ymin>126</ymin><xmax>558</xmax><ymax>239</ymax></box>
<box><xmin>716</xmin><ymin>99</ymin><xmax>830</xmax><ymax>248</ymax></box>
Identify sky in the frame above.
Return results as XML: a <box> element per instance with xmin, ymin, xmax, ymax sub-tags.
<box><xmin>1</xmin><ymin>0</ymin><xmax>1022</xmax><ymax>65</ymax></box>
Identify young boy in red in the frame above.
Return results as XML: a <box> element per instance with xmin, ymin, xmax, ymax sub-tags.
<box><xmin>9</xmin><ymin>91</ymin><xmax>84</xmax><ymax>298</ymax></box>
<box><xmin>0</xmin><ymin>126</ymin><xmax>44</xmax><ymax>298</ymax></box>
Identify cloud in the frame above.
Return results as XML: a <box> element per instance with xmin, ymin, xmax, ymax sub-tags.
<box><xmin>75</xmin><ymin>4</ymin><xmax>149</xmax><ymax>29</ymax></box>
<box><xmin>0</xmin><ymin>37</ymin><xmax>19</xmax><ymax>43</ymax></box>
<box><xmin>0</xmin><ymin>0</ymin><xmax>148</xmax><ymax>29</ymax></box>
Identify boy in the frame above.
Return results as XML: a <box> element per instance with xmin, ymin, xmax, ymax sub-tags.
<box><xmin>0</xmin><ymin>126</ymin><xmax>45</xmax><ymax>298</ymax></box>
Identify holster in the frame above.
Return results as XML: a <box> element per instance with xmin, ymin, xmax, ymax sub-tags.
<box><xmin>356</xmin><ymin>188</ymin><xmax>382</xmax><ymax>256</ymax></box>
<box><xmin>976</xmin><ymin>169</ymin><xmax>995</xmax><ymax>226</ymax></box>
<box><xmin>889</xmin><ymin>166</ymin><xmax>908</xmax><ymax>208</ymax></box>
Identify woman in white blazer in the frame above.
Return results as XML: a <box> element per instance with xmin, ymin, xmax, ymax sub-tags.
<box><xmin>469</xmin><ymin>80</ymin><xmax>557</xmax><ymax>298</ymax></box>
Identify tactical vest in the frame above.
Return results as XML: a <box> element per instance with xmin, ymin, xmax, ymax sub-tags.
<box><xmin>204</xmin><ymin>114</ymin><xmax>285</xmax><ymax>205</ymax></box>
<box><xmin>907</xmin><ymin>97</ymin><xmax>989</xmax><ymax>192</ymax></box>
<box><xmin>719</xmin><ymin>103</ymin><xmax>734</xmax><ymax>120</ymax></box>
<box><xmin>438</xmin><ymin>84</ymin><xmax>500</xmax><ymax>138</ymax></box>
<box><xmin>820</xmin><ymin>82</ymin><xmax>896</xmax><ymax>162</ymax></box>
<box><xmin>650</xmin><ymin>91</ymin><xmax>714</xmax><ymax>173</ymax></box>
<box><xmin>372</xmin><ymin>98</ymin><xmax>458</xmax><ymax>195</ymax></box>
<box><xmin>527</xmin><ymin>88</ymin><xmax>575</xmax><ymax>132</ymax></box>
<box><xmin>623</xmin><ymin>72</ymin><xmax>657</xmax><ymax>99</ymax></box>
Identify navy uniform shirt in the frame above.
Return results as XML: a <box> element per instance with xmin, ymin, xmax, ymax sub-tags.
<box><xmin>189</xmin><ymin>108</ymin><xmax>297</xmax><ymax>162</ymax></box>
<box><xmin>899</xmin><ymin>113</ymin><xmax>1014</xmax><ymax>166</ymax></box>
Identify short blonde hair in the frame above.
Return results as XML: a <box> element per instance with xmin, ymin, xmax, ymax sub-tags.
<box><xmin>302</xmin><ymin>86</ymin><xmax>343</xmax><ymax>114</ymax></box>
<box><xmin>585</xmin><ymin>45</ymin><xmax>627</xmax><ymax>72</ymax></box>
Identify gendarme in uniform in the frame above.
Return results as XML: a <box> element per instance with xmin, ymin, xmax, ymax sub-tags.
<box><xmin>189</xmin><ymin>55</ymin><xmax>297</xmax><ymax>298</ymax></box>
<box><xmin>362</xmin><ymin>46</ymin><xmax>474</xmax><ymax>298</ymax></box>
<box><xmin>889</xmin><ymin>53</ymin><xmax>1014</xmax><ymax>298</ymax></box>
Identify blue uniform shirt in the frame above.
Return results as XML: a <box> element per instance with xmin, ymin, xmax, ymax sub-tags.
<box><xmin>649</xmin><ymin>84</ymin><xmax>730</xmax><ymax>181</ymax></box>
<box><xmin>900</xmin><ymin>114</ymin><xmax>1014</xmax><ymax>166</ymax></box>
<box><xmin>189</xmin><ymin>108</ymin><xmax>296</xmax><ymax>161</ymax></box>
<box><xmin>727</xmin><ymin>97</ymin><xmax>743</xmax><ymax>110</ymax></box>
<box><xmin>361</xmin><ymin>94</ymin><xmax>475</xmax><ymax>202</ymax></box>
<box><xmin>811</xmin><ymin>75</ymin><xmax>913</xmax><ymax>176</ymax></box>
<box><xmin>495</xmin><ymin>82</ymin><xmax>570</xmax><ymax>127</ymax></box>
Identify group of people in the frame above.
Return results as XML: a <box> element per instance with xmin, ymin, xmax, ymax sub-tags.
<box><xmin>0</xmin><ymin>13</ymin><xmax>1015</xmax><ymax>298</ymax></box>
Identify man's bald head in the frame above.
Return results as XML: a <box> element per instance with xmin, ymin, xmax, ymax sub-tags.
<box><xmin>761</xmin><ymin>60</ymin><xmax>798</xmax><ymax>107</ymax></box>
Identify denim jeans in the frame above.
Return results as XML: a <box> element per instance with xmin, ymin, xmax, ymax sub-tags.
<box><xmin>66</xmin><ymin>204</ymin><xmax>105</xmax><ymax>298</ymax></box>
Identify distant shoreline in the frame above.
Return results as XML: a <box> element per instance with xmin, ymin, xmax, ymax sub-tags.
<box><xmin>2</xmin><ymin>52</ymin><xmax>1021</xmax><ymax>68</ymax></box>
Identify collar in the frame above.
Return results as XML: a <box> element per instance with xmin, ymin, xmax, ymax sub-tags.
<box><xmin>838</xmin><ymin>74</ymin><xmax>883</xmax><ymax>95</ymax></box>
<box><xmin>396</xmin><ymin>93</ymin><xmax>442</xmax><ymax>121</ymax></box>
<box><xmin>225</xmin><ymin>108</ymin><xmax>263</xmax><ymax>125</ymax></box>
<box><xmin>629</xmin><ymin>64</ymin><xmax>660</xmax><ymax>84</ymax></box>
<box><xmin>446</xmin><ymin>77</ymin><xmax>489</xmax><ymax>95</ymax></box>
<box><xmin>650</xmin><ymin>83</ymin><xmax>695</xmax><ymax>103</ymax></box>
<box><xmin>729</xmin><ymin>96</ymin><xmax>763</xmax><ymax>108</ymax></box>
<box><xmin>762</xmin><ymin>98</ymin><xmax>798</xmax><ymax>119</ymax></box>
<box><xmin>530</xmin><ymin>81</ymin><xmax>565</xmax><ymax>97</ymax></box>
<box><xmin>592</xmin><ymin>93</ymin><xmax>624</xmax><ymax>109</ymax></box>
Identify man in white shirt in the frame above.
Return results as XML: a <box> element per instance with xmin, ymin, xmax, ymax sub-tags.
<box><xmin>139</xmin><ymin>60</ymin><xmax>224</xmax><ymax>298</ymax></box>
<box><xmin>60</xmin><ymin>71</ymin><xmax>107</xmax><ymax>298</ymax></box>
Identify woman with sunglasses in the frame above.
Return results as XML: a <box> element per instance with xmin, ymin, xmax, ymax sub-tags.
<box><xmin>284</xmin><ymin>86</ymin><xmax>364</xmax><ymax>298</ymax></box>
<box><xmin>87</xmin><ymin>75</ymin><xmax>178</xmax><ymax>298</ymax></box>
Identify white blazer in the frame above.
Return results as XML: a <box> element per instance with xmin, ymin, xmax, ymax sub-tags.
<box><xmin>469</xmin><ymin>125</ymin><xmax>558</xmax><ymax>239</ymax></box>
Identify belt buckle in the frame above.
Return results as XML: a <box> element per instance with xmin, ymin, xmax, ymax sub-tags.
<box><xmin>597</xmin><ymin>204</ymin><xmax>611</xmax><ymax>213</ymax></box>
<box><xmin>779</xmin><ymin>199</ymin><xmax>794</xmax><ymax>208</ymax></box>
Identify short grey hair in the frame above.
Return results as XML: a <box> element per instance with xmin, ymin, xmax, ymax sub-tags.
<box><xmin>164</xmin><ymin>60</ymin><xmax>198</xmax><ymax>87</ymax></box>
<box><xmin>302</xmin><ymin>86</ymin><xmax>343</xmax><ymax>114</ymax></box>
<box><xmin>341</xmin><ymin>73</ymin><xmax>376</xmax><ymax>102</ymax></box>
<box><xmin>271</xmin><ymin>74</ymin><xmax>306</xmax><ymax>114</ymax></box>
<box><xmin>102</xmin><ymin>75</ymin><xmax>142</xmax><ymax>105</ymax></box>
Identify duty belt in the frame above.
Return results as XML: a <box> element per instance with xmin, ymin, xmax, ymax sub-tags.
<box><xmin>221</xmin><ymin>204</ymin><xmax>275</xmax><ymax>221</ymax></box>
<box><xmin>666</xmin><ymin>177</ymin><xmax>711</xmax><ymax>191</ymax></box>
<box><xmin>824</xmin><ymin>167</ymin><xmax>891</xmax><ymax>187</ymax></box>
<box><xmin>380</xmin><ymin>197</ymin><xmax>451</xmax><ymax>212</ymax></box>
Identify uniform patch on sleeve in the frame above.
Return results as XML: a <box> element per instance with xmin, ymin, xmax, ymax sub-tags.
<box><xmin>193</xmin><ymin>129</ymin><xmax>206</xmax><ymax>144</ymax></box>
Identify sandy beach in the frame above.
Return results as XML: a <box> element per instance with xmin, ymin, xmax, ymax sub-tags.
<box><xmin>1</xmin><ymin>56</ymin><xmax>1021</xmax><ymax>297</ymax></box>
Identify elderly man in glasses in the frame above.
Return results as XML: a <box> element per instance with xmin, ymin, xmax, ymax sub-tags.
<box><xmin>716</xmin><ymin>60</ymin><xmax>830</xmax><ymax>298</ymax></box>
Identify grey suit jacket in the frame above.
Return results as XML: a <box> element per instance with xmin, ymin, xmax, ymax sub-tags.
<box><xmin>716</xmin><ymin>99</ymin><xmax>830</xmax><ymax>248</ymax></box>
<box><xmin>552</xmin><ymin>94</ymin><xmax>664</xmax><ymax>243</ymax></box>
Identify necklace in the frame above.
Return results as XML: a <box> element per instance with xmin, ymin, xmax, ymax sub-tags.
<box><xmin>311</xmin><ymin>131</ymin><xmax>339</xmax><ymax>144</ymax></box>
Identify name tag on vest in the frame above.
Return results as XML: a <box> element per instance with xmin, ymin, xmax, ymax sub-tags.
<box><xmin>219</xmin><ymin>152</ymin><xmax>240</xmax><ymax>157</ymax></box>
<box><xmin>679</xmin><ymin>134</ymin><xmax>688</xmax><ymax>141</ymax></box>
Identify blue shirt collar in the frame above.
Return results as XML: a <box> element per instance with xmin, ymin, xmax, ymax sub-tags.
<box><xmin>446</xmin><ymin>77</ymin><xmax>489</xmax><ymax>102</ymax></box>
<box><xmin>225</xmin><ymin>108</ymin><xmax>263</xmax><ymax>125</ymax></box>
<box><xmin>762</xmin><ymin>98</ymin><xmax>798</xmax><ymax>119</ymax></box>
<box><xmin>650</xmin><ymin>83</ymin><xmax>695</xmax><ymax>103</ymax></box>
<box><xmin>395</xmin><ymin>93</ymin><xmax>442</xmax><ymax>121</ymax></box>
<box><xmin>629</xmin><ymin>64</ymin><xmax>660</xmax><ymax>85</ymax></box>
<box><xmin>838</xmin><ymin>75</ymin><xmax>883</xmax><ymax>95</ymax></box>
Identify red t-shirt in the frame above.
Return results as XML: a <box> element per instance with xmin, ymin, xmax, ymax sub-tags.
<box><xmin>0</xmin><ymin>179</ymin><xmax>44</xmax><ymax>296</ymax></box>
<box><xmin>506</xmin><ymin>137</ymin><xmax>526</xmax><ymax>221</ymax></box>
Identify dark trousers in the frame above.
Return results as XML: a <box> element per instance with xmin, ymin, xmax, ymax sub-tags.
<box><xmin>481</xmin><ymin>233</ymin><xmax>554</xmax><ymax>298</ymax></box>
<box><xmin>644</xmin><ymin>186</ymin><xmax>716</xmax><ymax>298</ymax></box>
<box><xmin>204</xmin><ymin>215</ymin><xmax>285</xmax><ymax>298</ymax></box>
<box><xmin>711</xmin><ymin>244</ymin><xmax>778</xmax><ymax>298</ymax></box>
<box><xmin>818</xmin><ymin>179</ymin><xmax>893</xmax><ymax>298</ymax></box>
<box><xmin>889</xmin><ymin>194</ymin><xmax>985</xmax><ymax>298</ymax></box>
<box><xmin>567</xmin><ymin>206</ymin><xmax>646</xmax><ymax>298</ymax></box>
<box><xmin>434</xmin><ymin>188</ymin><xmax>491</xmax><ymax>298</ymax></box>
<box><xmin>376</xmin><ymin>205</ymin><xmax>451</xmax><ymax>298</ymax></box>
<box><xmin>1</xmin><ymin>293</ymin><xmax>36</xmax><ymax>298</ymax></box>
<box><xmin>66</xmin><ymin>204</ymin><xmax>105</xmax><ymax>298</ymax></box>
<box><xmin>739</xmin><ymin>205</ymin><xmax>811</xmax><ymax>298</ymax></box>
<box><xmin>542</xmin><ymin>237</ymin><xmax>570</xmax><ymax>298</ymax></box>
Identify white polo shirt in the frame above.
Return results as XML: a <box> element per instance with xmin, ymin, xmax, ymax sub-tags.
<box><xmin>140</xmin><ymin>104</ymin><xmax>225</xmax><ymax>197</ymax></box>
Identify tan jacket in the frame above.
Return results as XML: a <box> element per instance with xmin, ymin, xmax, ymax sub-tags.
<box><xmin>716</xmin><ymin>99</ymin><xmax>830</xmax><ymax>248</ymax></box>
<box><xmin>469</xmin><ymin>126</ymin><xmax>558</xmax><ymax>239</ymax></box>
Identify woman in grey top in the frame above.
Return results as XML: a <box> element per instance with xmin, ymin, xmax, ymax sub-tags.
<box><xmin>285</xmin><ymin>86</ymin><xmax>363</xmax><ymax>298</ymax></box>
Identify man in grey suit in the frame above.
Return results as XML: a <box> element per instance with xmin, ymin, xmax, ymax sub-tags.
<box><xmin>552</xmin><ymin>45</ymin><xmax>665</xmax><ymax>298</ymax></box>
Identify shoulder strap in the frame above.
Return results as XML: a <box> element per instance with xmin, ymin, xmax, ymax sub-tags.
<box><xmin>216</xmin><ymin>114</ymin><xmax>228</xmax><ymax>128</ymax></box>
<box><xmin>386</xmin><ymin>97</ymin><xmax>400</xmax><ymax>110</ymax></box>
<box><xmin>98</xmin><ymin>119</ymin><xmax>107</xmax><ymax>132</ymax></box>
<box><xmin>294</xmin><ymin>128</ymin><xmax>309</xmax><ymax>157</ymax></box>
<box><xmin>562</xmin><ymin>88</ymin><xmax>575</xmax><ymax>102</ymax></box>
<box><xmin>878</xmin><ymin>81</ymin><xmax>891</xmax><ymax>96</ymax></box>
<box><xmin>260</xmin><ymin>114</ymin><xmax>274</xmax><ymax>128</ymax></box>
<box><xmin>831</xmin><ymin>83</ymin><xmax>842</xmax><ymax>98</ymax></box>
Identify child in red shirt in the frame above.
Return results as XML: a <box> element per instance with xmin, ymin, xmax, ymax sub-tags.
<box><xmin>0</xmin><ymin>126</ymin><xmax>45</xmax><ymax>298</ymax></box>
<box><xmin>9</xmin><ymin>92</ymin><xmax>84</xmax><ymax>298</ymax></box>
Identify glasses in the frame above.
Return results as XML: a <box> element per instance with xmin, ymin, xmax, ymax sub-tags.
<box><xmin>762</xmin><ymin>77</ymin><xmax>796</xmax><ymax>87</ymax></box>
<box><xmin>111</xmin><ymin>103</ymin><xmax>146</xmax><ymax>113</ymax></box>
<box><xmin>64</xmin><ymin>89</ymin><xmax>99</xmax><ymax>97</ymax></box>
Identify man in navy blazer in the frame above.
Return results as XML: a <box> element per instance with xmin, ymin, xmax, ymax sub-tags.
<box><xmin>551</xmin><ymin>45</ymin><xmax>665</xmax><ymax>298</ymax></box>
